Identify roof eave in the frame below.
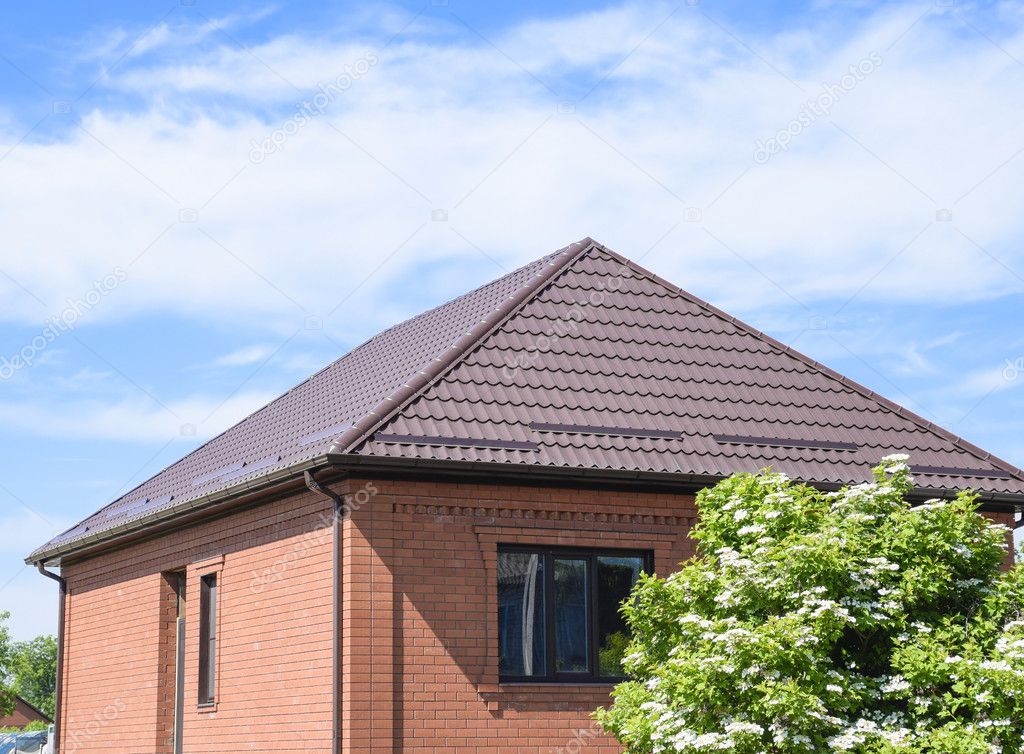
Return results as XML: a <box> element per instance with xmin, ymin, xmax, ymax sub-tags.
<box><xmin>328</xmin><ymin>454</ymin><xmax>1024</xmax><ymax>511</ymax></box>
<box><xmin>28</xmin><ymin>454</ymin><xmax>1024</xmax><ymax>566</ymax></box>
<box><xmin>329</xmin><ymin>451</ymin><xmax>724</xmax><ymax>491</ymax></box>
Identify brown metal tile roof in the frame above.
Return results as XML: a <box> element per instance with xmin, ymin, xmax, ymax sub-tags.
<box><xmin>30</xmin><ymin>238</ymin><xmax>1024</xmax><ymax>562</ymax></box>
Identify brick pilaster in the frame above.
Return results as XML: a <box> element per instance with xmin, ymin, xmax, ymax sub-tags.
<box><xmin>342</xmin><ymin>488</ymin><xmax>395</xmax><ymax>753</ymax></box>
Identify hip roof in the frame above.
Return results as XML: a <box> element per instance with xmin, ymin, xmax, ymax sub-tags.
<box><xmin>29</xmin><ymin>238</ymin><xmax>1024</xmax><ymax>563</ymax></box>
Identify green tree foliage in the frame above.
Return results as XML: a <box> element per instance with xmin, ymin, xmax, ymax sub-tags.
<box><xmin>0</xmin><ymin>720</ymin><xmax>48</xmax><ymax>733</ymax></box>
<box><xmin>596</xmin><ymin>457</ymin><xmax>1024</xmax><ymax>753</ymax></box>
<box><xmin>0</xmin><ymin>613</ymin><xmax>14</xmax><ymax>719</ymax></box>
<box><xmin>0</xmin><ymin>613</ymin><xmax>58</xmax><ymax>720</ymax></box>
<box><xmin>10</xmin><ymin>636</ymin><xmax>57</xmax><ymax>719</ymax></box>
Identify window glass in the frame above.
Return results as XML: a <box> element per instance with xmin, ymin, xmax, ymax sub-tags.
<box><xmin>497</xmin><ymin>548</ymin><xmax>649</xmax><ymax>680</ymax></box>
<box><xmin>596</xmin><ymin>556</ymin><xmax>644</xmax><ymax>677</ymax></box>
<box><xmin>497</xmin><ymin>553</ymin><xmax>546</xmax><ymax>676</ymax></box>
<box><xmin>198</xmin><ymin>574</ymin><xmax>218</xmax><ymax>704</ymax></box>
<box><xmin>554</xmin><ymin>558</ymin><xmax>589</xmax><ymax>673</ymax></box>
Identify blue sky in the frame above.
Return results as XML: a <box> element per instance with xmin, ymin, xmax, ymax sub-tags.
<box><xmin>2</xmin><ymin>0</ymin><xmax>1024</xmax><ymax>640</ymax></box>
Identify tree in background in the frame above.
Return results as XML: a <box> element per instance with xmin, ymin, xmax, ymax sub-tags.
<box><xmin>596</xmin><ymin>457</ymin><xmax>1024</xmax><ymax>754</ymax></box>
<box><xmin>0</xmin><ymin>613</ymin><xmax>57</xmax><ymax>721</ymax></box>
<box><xmin>10</xmin><ymin>636</ymin><xmax>57</xmax><ymax>719</ymax></box>
<box><xmin>0</xmin><ymin>613</ymin><xmax>14</xmax><ymax>719</ymax></box>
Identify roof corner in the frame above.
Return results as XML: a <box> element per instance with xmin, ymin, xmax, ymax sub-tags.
<box><xmin>327</xmin><ymin>237</ymin><xmax>595</xmax><ymax>455</ymax></box>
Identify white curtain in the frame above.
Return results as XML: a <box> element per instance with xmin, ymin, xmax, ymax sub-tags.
<box><xmin>521</xmin><ymin>554</ymin><xmax>539</xmax><ymax>675</ymax></box>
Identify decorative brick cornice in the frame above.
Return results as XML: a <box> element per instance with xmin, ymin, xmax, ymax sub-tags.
<box><xmin>393</xmin><ymin>502</ymin><xmax>696</xmax><ymax>528</ymax></box>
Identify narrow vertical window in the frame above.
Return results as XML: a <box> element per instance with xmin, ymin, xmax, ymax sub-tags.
<box><xmin>198</xmin><ymin>574</ymin><xmax>217</xmax><ymax>705</ymax></box>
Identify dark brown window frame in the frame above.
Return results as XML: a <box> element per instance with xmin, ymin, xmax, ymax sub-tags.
<box><xmin>498</xmin><ymin>545</ymin><xmax>652</xmax><ymax>684</ymax></box>
<box><xmin>198</xmin><ymin>573</ymin><xmax>218</xmax><ymax>706</ymax></box>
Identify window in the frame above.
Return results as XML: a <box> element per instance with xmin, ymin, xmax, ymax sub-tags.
<box><xmin>198</xmin><ymin>574</ymin><xmax>217</xmax><ymax>705</ymax></box>
<box><xmin>497</xmin><ymin>547</ymin><xmax>650</xmax><ymax>681</ymax></box>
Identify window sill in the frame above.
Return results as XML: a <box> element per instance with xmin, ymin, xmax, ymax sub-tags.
<box><xmin>478</xmin><ymin>681</ymin><xmax>618</xmax><ymax>694</ymax></box>
<box><xmin>196</xmin><ymin>702</ymin><xmax>218</xmax><ymax>714</ymax></box>
<box><xmin>498</xmin><ymin>681</ymin><xmax>619</xmax><ymax>687</ymax></box>
<box><xmin>479</xmin><ymin>682</ymin><xmax>617</xmax><ymax>711</ymax></box>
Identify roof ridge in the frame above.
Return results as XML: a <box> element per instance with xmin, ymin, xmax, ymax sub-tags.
<box><xmin>591</xmin><ymin>241</ymin><xmax>1024</xmax><ymax>487</ymax></box>
<box><xmin>328</xmin><ymin>237</ymin><xmax>597</xmax><ymax>454</ymax></box>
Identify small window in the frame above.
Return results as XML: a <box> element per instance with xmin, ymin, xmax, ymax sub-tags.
<box><xmin>198</xmin><ymin>574</ymin><xmax>218</xmax><ymax>705</ymax></box>
<box><xmin>497</xmin><ymin>547</ymin><xmax>649</xmax><ymax>682</ymax></box>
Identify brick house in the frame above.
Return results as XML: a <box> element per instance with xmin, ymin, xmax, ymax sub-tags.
<box><xmin>0</xmin><ymin>697</ymin><xmax>52</xmax><ymax>730</ymax></box>
<box><xmin>28</xmin><ymin>238</ymin><xmax>1024</xmax><ymax>754</ymax></box>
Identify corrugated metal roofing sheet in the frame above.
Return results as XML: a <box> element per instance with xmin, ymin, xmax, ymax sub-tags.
<box><xmin>30</xmin><ymin>238</ymin><xmax>1024</xmax><ymax>562</ymax></box>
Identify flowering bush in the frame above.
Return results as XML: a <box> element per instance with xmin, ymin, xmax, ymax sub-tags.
<box><xmin>596</xmin><ymin>456</ymin><xmax>1024</xmax><ymax>753</ymax></box>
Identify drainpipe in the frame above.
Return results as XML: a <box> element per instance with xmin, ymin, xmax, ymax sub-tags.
<box><xmin>35</xmin><ymin>562</ymin><xmax>65</xmax><ymax>754</ymax></box>
<box><xmin>304</xmin><ymin>470</ymin><xmax>343</xmax><ymax>754</ymax></box>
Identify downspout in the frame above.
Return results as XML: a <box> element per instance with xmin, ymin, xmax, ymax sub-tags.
<box><xmin>1015</xmin><ymin>509</ymin><xmax>1023</xmax><ymax>565</ymax></box>
<box><xmin>304</xmin><ymin>470</ymin><xmax>343</xmax><ymax>754</ymax></box>
<box><xmin>35</xmin><ymin>562</ymin><xmax>65</xmax><ymax>754</ymax></box>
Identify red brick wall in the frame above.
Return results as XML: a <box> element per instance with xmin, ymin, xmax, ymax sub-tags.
<box><xmin>340</xmin><ymin>480</ymin><xmax>1015</xmax><ymax>754</ymax></box>
<box><xmin>59</xmin><ymin>490</ymin><xmax>335</xmax><ymax>753</ymax></box>
<box><xmin>57</xmin><ymin>476</ymin><xmax>1016</xmax><ymax>754</ymax></box>
<box><xmin>154</xmin><ymin>572</ymin><xmax>179</xmax><ymax>753</ymax></box>
<box><xmin>341</xmin><ymin>478</ymin><xmax>697</xmax><ymax>754</ymax></box>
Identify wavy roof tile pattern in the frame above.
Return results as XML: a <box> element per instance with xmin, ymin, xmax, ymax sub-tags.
<box><xmin>353</xmin><ymin>243</ymin><xmax>1024</xmax><ymax>494</ymax></box>
<box><xmin>31</xmin><ymin>238</ymin><xmax>1024</xmax><ymax>562</ymax></box>
<box><xmin>31</xmin><ymin>240</ymin><xmax>588</xmax><ymax>560</ymax></box>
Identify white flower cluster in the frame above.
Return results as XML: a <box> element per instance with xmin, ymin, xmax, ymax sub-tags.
<box><xmin>827</xmin><ymin>716</ymin><xmax>912</xmax><ymax>751</ymax></box>
<box><xmin>597</xmin><ymin>460</ymin><xmax>1024</xmax><ymax>754</ymax></box>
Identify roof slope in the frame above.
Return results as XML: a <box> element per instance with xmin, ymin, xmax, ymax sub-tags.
<box><xmin>355</xmin><ymin>243</ymin><xmax>1024</xmax><ymax>495</ymax></box>
<box><xmin>31</xmin><ymin>240</ymin><xmax>589</xmax><ymax>560</ymax></box>
<box><xmin>31</xmin><ymin>238</ymin><xmax>1024</xmax><ymax>561</ymax></box>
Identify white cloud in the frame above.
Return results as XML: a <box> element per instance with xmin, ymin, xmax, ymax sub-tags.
<box><xmin>2</xmin><ymin>0</ymin><xmax>1024</xmax><ymax>636</ymax></box>
<box><xmin>278</xmin><ymin>351</ymin><xmax>331</xmax><ymax>373</ymax></box>
<box><xmin>210</xmin><ymin>344</ymin><xmax>275</xmax><ymax>367</ymax></box>
<box><xmin>957</xmin><ymin>364</ymin><xmax>1024</xmax><ymax>398</ymax></box>
<box><xmin>0</xmin><ymin>572</ymin><xmax>62</xmax><ymax>641</ymax></box>
<box><xmin>77</xmin><ymin>7</ymin><xmax>278</xmax><ymax>65</ymax></box>
<box><xmin>0</xmin><ymin>1</ymin><xmax>1022</xmax><ymax>333</ymax></box>
<box><xmin>0</xmin><ymin>389</ymin><xmax>278</xmax><ymax>443</ymax></box>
